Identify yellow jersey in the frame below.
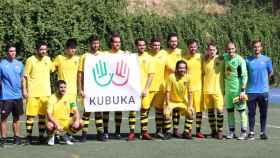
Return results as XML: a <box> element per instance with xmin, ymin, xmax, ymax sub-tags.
<box><xmin>162</xmin><ymin>48</ymin><xmax>182</xmax><ymax>80</ymax></box>
<box><xmin>202</xmin><ymin>55</ymin><xmax>224</xmax><ymax>94</ymax></box>
<box><xmin>54</xmin><ymin>54</ymin><xmax>80</xmax><ymax>95</ymax></box>
<box><xmin>47</xmin><ymin>94</ymin><xmax>77</xmax><ymax>121</ymax></box>
<box><xmin>148</xmin><ymin>50</ymin><xmax>168</xmax><ymax>91</ymax></box>
<box><xmin>24</xmin><ymin>55</ymin><xmax>53</xmax><ymax>97</ymax></box>
<box><xmin>138</xmin><ymin>52</ymin><xmax>155</xmax><ymax>90</ymax></box>
<box><xmin>78</xmin><ymin>51</ymin><xmax>102</xmax><ymax>72</ymax></box>
<box><xmin>166</xmin><ymin>74</ymin><xmax>191</xmax><ymax>103</ymax></box>
<box><xmin>182</xmin><ymin>53</ymin><xmax>203</xmax><ymax>92</ymax></box>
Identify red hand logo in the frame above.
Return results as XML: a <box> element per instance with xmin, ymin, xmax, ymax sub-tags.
<box><xmin>112</xmin><ymin>60</ymin><xmax>129</xmax><ymax>86</ymax></box>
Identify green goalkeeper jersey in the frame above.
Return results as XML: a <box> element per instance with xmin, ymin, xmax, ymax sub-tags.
<box><xmin>224</xmin><ymin>53</ymin><xmax>248</xmax><ymax>94</ymax></box>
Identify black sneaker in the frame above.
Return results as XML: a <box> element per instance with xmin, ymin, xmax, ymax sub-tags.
<box><xmin>25</xmin><ymin>136</ymin><xmax>32</xmax><ymax>145</ymax></box>
<box><xmin>13</xmin><ymin>136</ymin><xmax>22</xmax><ymax>145</ymax></box>
<box><xmin>97</xmin><ymin>132</ymin><xmax>107</xmax><ymax>142</ymax></box>
<box><xmin>247</xmin><ymin>132</ymin><xmax>255</xmax><ymax>140</ymax></box>
<box><xmin>80</xmin><ymin>132</ymin><xmax>87</xmax><ymax>142</ymax></box>
<box><xmin>1</xmin><ymin>138</ymin><xmax>7</xmax><ymax>148</ymax></box>
<box><xmin>114</xmin><ymin>132</ymin><xmax>122</xmax><ymax>139</ymax></box>
<box><xmin>38</xmin><ymin>136</ymin><xmax>45</xmax><ymax>144</ymax></box>
<box><xmin>260</xmin><ymin>133</ymin><xmax>268</xmax><ymax>140</ymax></box>
<box><xmin>163</xmin><ymin>132</ymin><xmax>172</xmax><ymax>140</ymax></box>
<box><xmin>155</xmin><ymin>131</ymin><xmax>165</xmax><ymax>139</ymax></box>
<box><xmin>55</xmin><ymin>134</ymin><xmax>61</xmax><ymax>144</ymax></box>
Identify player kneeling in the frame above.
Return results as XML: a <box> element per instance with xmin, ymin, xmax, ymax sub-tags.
<box><xmin>163</xmin><ymin>60</ymin><xmax>193</xmax><ymax>140</ymax></box>
<box><xmin>46</xmin><ymin>80</ymin><xmax>83</xmax><ymax>145</ymax></box>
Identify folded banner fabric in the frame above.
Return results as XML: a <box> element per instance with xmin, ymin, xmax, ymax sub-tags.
<box><xmin>84</xmin><ymin>53</ymin><xmax>141</xmax><ymax>112</ymax></box>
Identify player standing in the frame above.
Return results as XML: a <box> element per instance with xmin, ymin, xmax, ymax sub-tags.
<box><xmin>0</xmin><ymin>43</ymin><xmax>25</xmax><ymax>146</ymax></box>
<box><xmin>148</xmin><ymin>37</ymin><xmax>167</xmax><ymax>139</ymax></box>
<box><xmin>202</xmin><ymin>42</ymin><xmax>224</xmax><ymax>140</ymax></box>
<box><xmin>246</xmin><ymin>40</ymin><xmax>273</xmax><ymax>140</ymax></box>
<box><xmin>224</xmin><ymin>42</ymin><xmax>248</xmax><ymax>140</ymax></box>
<box><xmin>127</xmin><ymin>38</ymin><xmax>155</xmax><ymax>140</ymax></box>
<box><xmin>182</xmin><ymin>39</ymin><xmax>204</xmax><ymax>139</ymax></box>
<box><xmin>162</xmin><ymin>33</ymin><xmax>182</xmax><ymax>138</ymax></box>
<box><xmin>23</xmin><ymin>41</ymin><xmax>54</xmax><ymax>144</ymax></box>
<box><xmin>102</xmin><ymin>33</ymin><xmax>126</xmax><ymax>139</ymax></box>
<box><xmin>78</xmin><ymin>35</ymin><xmax>106</xmax><ymax>142</ymax></box>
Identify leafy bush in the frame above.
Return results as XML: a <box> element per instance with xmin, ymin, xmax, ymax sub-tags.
<box><xmin>0</xmin><ymin>0</ymin><xmax>279</xmax><ymax>85</ymax></box>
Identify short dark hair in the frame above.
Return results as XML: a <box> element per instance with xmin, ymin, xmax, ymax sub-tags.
<box><xmin>134</xmin><ymin>38</ymin><xmax>145</xmax><ymax>45</ymax></box>
<box><xmin>5</xmin><ymin>42</ymin><xmax>16</xmax><ymax>52</ymax></box>
<box><xmin>175</xmin><ymin>60</ymin><xmax>188</xmax><ymax>71</ymax></box>
<box><xmin>226</xmin><ymin>41</ymin><xmax>236</xmax><ymax>48</ymax></box>
<box><xmin>150</xmin><ymin>36</ymin><xmax>161</xmax><ymax>43</ymax></box>
<box><xmin>110</xmin><ymin>32</ymin><xmax>121</xmax><ymax>43</ymax></box>
<box><xmin>89</xmin><ymin>34</ymin><xmax>99</xmax><ymax>44</ymax></box>
<box><xmin>65</xmin><ymin>38</ymin><xmax>77</xmax><ymax>48</ymax></box>
<box><xmin>36</xmin><ymin>40</ymin><xmax>48</xmax><ymax>50</ymax></box>
<box><xmin>56</xmin><ymin>80</ymin><xmax>66</xmax><ymax>88</ymax></box>
<box><xmin>167</xmin><ymin>32</ymin><xmax>178</xmax><ymax>42</ymax></box>
<box><xmin>207</xmin><ymin>41</ymin><xmax>217</xmax><ymax>48</ymax></box>
<box><xmin>251</xmin><ymin>39</ymin><xmax>262</xmax><ymax>46</ymax></box>
<box><xmin>187</xmin><ymin>39</ymin><xmax>198</xmax><ymax>46</ymax></box>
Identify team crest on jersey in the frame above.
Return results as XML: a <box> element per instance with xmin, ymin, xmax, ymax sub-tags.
<box><xmin>226</xmin><ymin>65</ymin><xmax>232</xmax><ymax>75</ymax></box>
<box><xmin>215</xmin><ymin>61</ymin><xmax>220</xmax><ymax>66</ymax></box>
<box><xmin>64</xmin><ymin>101</ymin><xmax>67</xmax><ymax>105</ymax></box>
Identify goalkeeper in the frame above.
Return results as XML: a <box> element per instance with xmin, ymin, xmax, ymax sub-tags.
<box><xmin>224</xmin><ymin>42</ymin><xmax>248</xmax><ymax>140</ymax></box>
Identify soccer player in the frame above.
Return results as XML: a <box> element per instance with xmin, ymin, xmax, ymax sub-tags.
<box><xmin>102</xmin><ymin>33</ymin><xmax>126</xmax><ymax>139</ymax></box>
<box><xmin>245</xmin><ymin>40</ymin><xmax>273</xmax><ymax>140</ymax></box>
<box><xmin>23</xmin><ymin>41</ymin><xmax>54</xmax><ymax>144</ymax></box>
<box><xmin>202</xmin><ymin>42</ymin><xmax>224</xmax><ymax>140</ymax></box>
<box><xmin>127</xmin><ymin>38</ymin><xmax>155</xmax><ymax>140</ymax></box>
<box><xmin>182</xmin><ymin>39</ymin><xmax>204</xmax><ymax>139</ymax></box>
<box><xmin>163</xmin><ymin>60</ymin><xmax>193</xmax><ymax>140</ymax></box>
<box><xmin>46</xmin><ymin>80</ymin><xmax>83</xmax><ymax>146</ymax></box>
<box><xmin>0</xmin><ymin>43</ymin><xmax>25</xmax><ymax>146</ymax></box>
<box><xmin>162</xmin><ymin>33</ymin><xmax>182</xmax><ymax>138</ymax></box>
<box><xmin>148</xmin><ymin>37</ymin><xmax>167</xmax><ymax>139</ymax></box>
<box><xmin>78</xmin><ymin>35</ymin><xmax>105</xmax><ymax>142</ymax></box>
<box><xmin>54</xmin><ymin>38</ymin><xmax>80</xmax><ymax>104</ymax></box>
<box><xmin>224</xmin><ymin>42</ymin><xmax>248</xmax><ymax>140</ymax></box>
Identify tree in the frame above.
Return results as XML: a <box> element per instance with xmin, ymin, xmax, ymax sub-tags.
<box><xmin>273</xmin><ymin>0</ymin><xmax>280</xmax><ymax>15</ymax></box>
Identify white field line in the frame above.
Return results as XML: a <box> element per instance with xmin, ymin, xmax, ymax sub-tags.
<box><xmin>270</xmin><ymin>94</ymin><xmax>280</xmax><ymax>97</ymax></box>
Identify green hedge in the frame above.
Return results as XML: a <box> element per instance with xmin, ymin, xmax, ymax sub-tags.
<box><xmin>1</xmin><ymin>0</ymin><xmax>280</xmax><ymax>85</ymax></box>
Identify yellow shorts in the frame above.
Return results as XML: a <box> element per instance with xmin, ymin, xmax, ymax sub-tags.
<box><xmin>204</xmin><ymin>94</ymin><xmax>224</xmax><ymax>110</ymax></box>
<box><xmin>142</xmin><ymin>91</ymin><xmax>156</xmax><ymax>110</ymax></box>
<box><xmin>55</xmin><ymin>119</ymin><xmax>83</xmax><ymax>132</ymax></box>
<box><xmin>164</xmin><ymin>102</ymin><xmax>190</xmax><ymax>118</ymax></box>
<box><xmin>57</xmin><ymin>119</ymin><xmax>71</xmax><ymax>131</ymax></box>
<box><xmin>192</xmin><ymin>91</ymin><xmax>204</xmax><ymax>112</ymax></box>
<box><xmin>151</xmin><ymin>90</ymin><xmax>165</xmax><ymax>110</ymax></box>
<box><xmin>26</xmin><ymin>97</ymin><xmax>49</xmax><ymax>116</ymax></box>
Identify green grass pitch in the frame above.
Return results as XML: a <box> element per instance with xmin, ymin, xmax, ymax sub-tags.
<box><xmin>1</xmin><ymin>104</ymin><xmax>280</xmax><ymax>158</ymax></box>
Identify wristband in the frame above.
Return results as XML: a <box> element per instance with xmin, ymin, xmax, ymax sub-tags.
<box><xmin>241</xmin><ymin>88</ymin><xmax>245</xmax><ymax>92</ymax></box>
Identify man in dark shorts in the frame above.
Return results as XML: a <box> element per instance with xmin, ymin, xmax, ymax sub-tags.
<box><xmin>0</xmin><ymin>43</ymin><xmax>25</xmax><ymax>147</ymax></box>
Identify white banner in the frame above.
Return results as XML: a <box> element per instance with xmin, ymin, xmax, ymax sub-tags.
<box><xmin>84</xmin><ymin>53</ymin><xmax>141</xmax><ymax>112</ymax></box>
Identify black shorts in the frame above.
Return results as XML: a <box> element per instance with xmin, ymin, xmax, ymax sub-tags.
<box><xmin>0</xmin><ymin>99</ymin><xmax>24</xmax><ymax>118</ymax></box>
